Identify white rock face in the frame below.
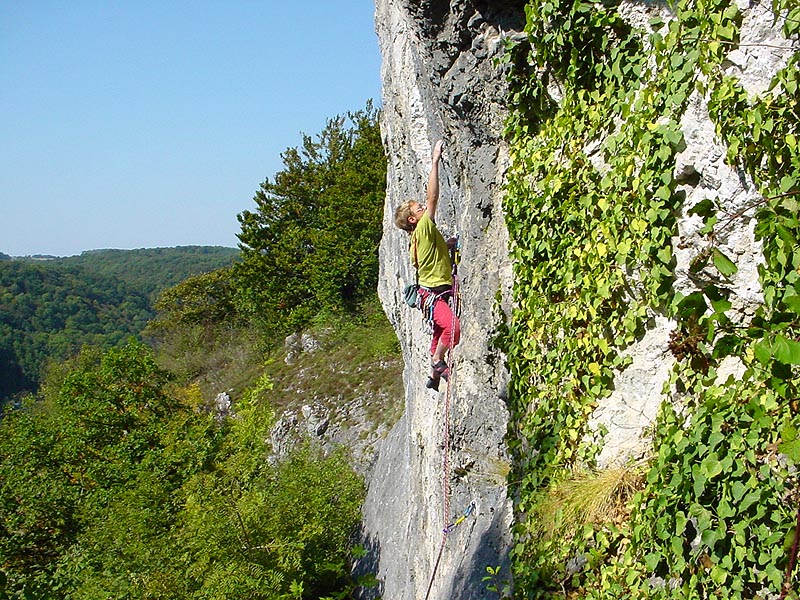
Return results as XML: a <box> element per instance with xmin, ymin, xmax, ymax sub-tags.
<box><xmin>364</xmin><ymin>0</ymin><xmax>797</xmax><ymax>597</ymax></box>
<box><xmin>360</xmin><ymin>1</ymin><xmax>524</xmax><ymax>598</ymax></box>
<box><xmin>590</xmin><ymin>0</ymin><xmax>796</xmax><ymax>467</ymax></box>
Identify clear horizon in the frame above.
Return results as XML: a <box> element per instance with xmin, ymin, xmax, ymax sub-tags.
<box><xmin>1</xmin><ymin>244</ymin><xmax>239</xmax><ymax>259</ymax></box>
<box><xmin>1</xmin><ymin>1</ymin><xmax>381</xmax><ymax>258</ymax></box>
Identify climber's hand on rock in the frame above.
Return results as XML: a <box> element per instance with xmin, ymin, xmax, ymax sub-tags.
<box><xmin>432</xmin><ymin>139</ymin><xmax>444</xmax><ymax>163</ymax></box>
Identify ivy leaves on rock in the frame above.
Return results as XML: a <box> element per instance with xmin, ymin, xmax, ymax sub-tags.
<box><xmin>503</xmin><ymin>0</ymin><xmax>800</xmax><ymax>596</ymax></box>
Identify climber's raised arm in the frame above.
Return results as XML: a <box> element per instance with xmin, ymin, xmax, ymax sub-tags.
<box><xmin>425</xmin><ymin>140</ymin><xmax>444</xmax><ymax>221</ymax></box>
<box><xmin>391</xmin><ymin>137</ymin><xmax>460</xmax><ymax>392</ymax></box>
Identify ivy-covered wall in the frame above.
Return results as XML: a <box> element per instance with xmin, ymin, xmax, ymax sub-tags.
<box><xmin>501</xmin><ymin>0</ymin><xmax>799</xmax><ymax>596</ymax></box>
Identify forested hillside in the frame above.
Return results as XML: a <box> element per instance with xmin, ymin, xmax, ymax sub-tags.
<box><xmin>0</xmin><ymin>102</ymin><xmax>393</xmax><ymax>600</ymax></box>
<box><xmin>55</xmin><ymin>246</ymin><xmax>239</xmax><ymax>299</ymax></box>
<box><xmin>0</xmin><ymin>247</ymin><xmax>239</xmax><ymax>399</ymax></box>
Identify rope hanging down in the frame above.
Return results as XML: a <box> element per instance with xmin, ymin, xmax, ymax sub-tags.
<box><xmin>423</xmin><ymin>237</ymin><xmax>474</xmax><ymax>600</ymax></box>
<box><xmin>441</xmin><ymin>236</ymin><xmax>462</xmax><ymax>532</ymax></box>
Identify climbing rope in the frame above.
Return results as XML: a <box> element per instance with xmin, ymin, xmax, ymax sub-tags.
<box><xmin>780</xmin><ymin>503</ymin><xmax>800</xmax><ymax>600</ymax></box>
<box><xmin>441</xmin><ymin>246</ymin><xmax>460</xmax><ymax>532</ymax></box>
<box><xmin>424</xmin><ymin>536</ymin><xmax>448</xmax><ymax>600</ymax></box>
<box><xmin>423</xmin><ymin>237</ymin><xmax>472</xmax><ymax>600</ymax></box>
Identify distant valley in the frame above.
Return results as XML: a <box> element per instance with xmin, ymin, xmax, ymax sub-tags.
<box><xmin>0</xmin><ymin>246</ymin><xmax>239</xmax><ymax>398</ymax></box>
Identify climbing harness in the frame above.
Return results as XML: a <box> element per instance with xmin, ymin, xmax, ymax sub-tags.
<box><xmin>423</xmin><ymin>235</ymin><xmax>476</xmax><ymax>600</ymax></box>
<box><xmin>419</xmin><ymin>287</ymin><xmax>452</xmax><ymax>335</ymax></box>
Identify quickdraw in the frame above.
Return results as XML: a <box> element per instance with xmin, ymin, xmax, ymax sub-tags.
<box><xmin>450</xmin><ymin>234</ymin><xmax>461</xmax><ymax>271</ymax></box>
<box><xmin>443</xmin><ymin>501</ymin><xmax>476</xmax><ymax>534</ymax></box>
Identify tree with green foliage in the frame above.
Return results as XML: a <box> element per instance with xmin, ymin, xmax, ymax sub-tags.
<box><xmin>177</xmin><ymin>372</ymin><xmax>365</xmax><ymax>600</ymax></box>
<box><xmin>0</xmin><ymin>341</ymin><xmax>190</xmax><ymax>598</ymax></box>
<box><xmin>0</xmin><ymin>260</ymin><xmax>153</xmax><ymax>397</ymax></box>
<box><xmin>0</xmin><ymin>341</ymin><xmax>366</xmax><ymax>600</ymax></box>
<box><xmin>235</xmin><ymin>101</ymin><xmax>386</xmax><ymax>336</ymax></box>
<box><xmin>151</xmin><ymin>267</ymin><xmax>239</xmax><ymax>329</ymax></box>
<box><xmin>142</xmin><ymin>266</ymin><xmax>262</xmax><ymax>390</ymax></box>
<box><xmin>181</xmin><ymin>446</ymin><xmax>364</xmax><ymax>600</ymax></box>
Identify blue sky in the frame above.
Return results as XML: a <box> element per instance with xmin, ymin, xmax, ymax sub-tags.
<box><xmin>1</xmin><ymin>2</ymin><xmax>382</xmax><ymax>257</ymax></box>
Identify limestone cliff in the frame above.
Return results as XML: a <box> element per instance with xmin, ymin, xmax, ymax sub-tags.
<box><xmin>360</xmin><ymin>1</ymin><xmax>525</xmax><ymax>599</ymax></box>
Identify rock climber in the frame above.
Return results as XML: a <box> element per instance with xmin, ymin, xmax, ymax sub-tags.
<box><xmin>393</xmin><ymin>139</ymin><xmax>461</xmax><ymax>391</ymax></box>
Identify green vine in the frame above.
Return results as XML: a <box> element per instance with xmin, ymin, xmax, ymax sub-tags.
<box><xmin>501</xmin><ymin>0</ymin><xmax>800</xmax><ymax>596</ymax></box>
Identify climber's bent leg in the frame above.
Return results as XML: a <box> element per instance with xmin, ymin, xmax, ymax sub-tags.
<box><xmin>434</xmin><ymin>299</ymin><xmax>460</xmax><ymax>352</ymax></box>
<box><xmin>431</xmin><ymin>299</ymin><xmax>460</xmax><ymax>363</ymax></box>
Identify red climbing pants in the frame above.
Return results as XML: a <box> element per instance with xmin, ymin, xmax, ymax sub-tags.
<box><xmin>419</xmin><ymin>288</ymin><xmax>461</xmax><ymax>357</ymax></box>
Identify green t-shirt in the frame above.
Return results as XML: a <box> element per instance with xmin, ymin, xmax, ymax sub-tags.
<box><xmin>411</xmin><ymin>213</ymin><xmax>453</xmax><ymax>288</ymax></box>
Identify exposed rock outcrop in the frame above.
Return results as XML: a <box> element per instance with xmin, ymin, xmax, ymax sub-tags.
<box><xmin>361</xmin><ymin>1</ymin><xmax>526</xmax><ymax>598</ymax></box>
<box><xmin>267</xmin><ymin>331</ymin><xmax>404</xmax><ymax>476</ymax></box>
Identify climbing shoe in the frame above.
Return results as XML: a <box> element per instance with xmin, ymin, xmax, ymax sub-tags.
<box><xmin>426</xmin><ymin>376</ymin><xmax>440</xmax><ymax>391</ymax></box>
<box><xmin>431</xmin><ymin>360</ymin><xmax>450</xmax><ymax>382</ymax></box>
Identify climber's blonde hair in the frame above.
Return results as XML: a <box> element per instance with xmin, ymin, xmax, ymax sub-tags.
<box><xmin>394</xmin><ymin>200</ymin><xmax>417</xmax><ymax>232</ymax></box>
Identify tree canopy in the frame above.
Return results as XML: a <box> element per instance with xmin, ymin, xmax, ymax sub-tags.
<box><xmin>56</xmin><ymin>246</ymin><xmax>239</xmax><ymax>301</ymax></box>
<box><xmin>235</xmin><ymin>101</ymin><xmax>386</xmax><ymax>334</ymax></box>
<box><xmin>0</xmin><ymin>341</ymin><xmax>365</xmax><ymax>600</ymax></box>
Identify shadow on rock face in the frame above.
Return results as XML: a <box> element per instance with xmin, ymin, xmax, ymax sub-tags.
<box><xmin>353</xmin><ymin>530</ymin><xmax>385</xmax><ymax>600</ymax></box>
<box><xmin>408</xmin><ymin>0</ymin><xmax>528</xmax><ymax>38</ymax></box>
<box><xmin>449</xmin><ymin>504</ymin><xmax>512</xmax><ymax>599</ymax></box>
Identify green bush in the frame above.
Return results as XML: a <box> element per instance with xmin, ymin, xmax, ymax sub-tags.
<box><xmin>235</xmin><ymin>101</ymin><xmax>386</xmax><ymax>337</ymax></box>
<box><xmin>0</xmin><ymin>342</ymin><xmax>366</xmax><ymax>600</ymax></box>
